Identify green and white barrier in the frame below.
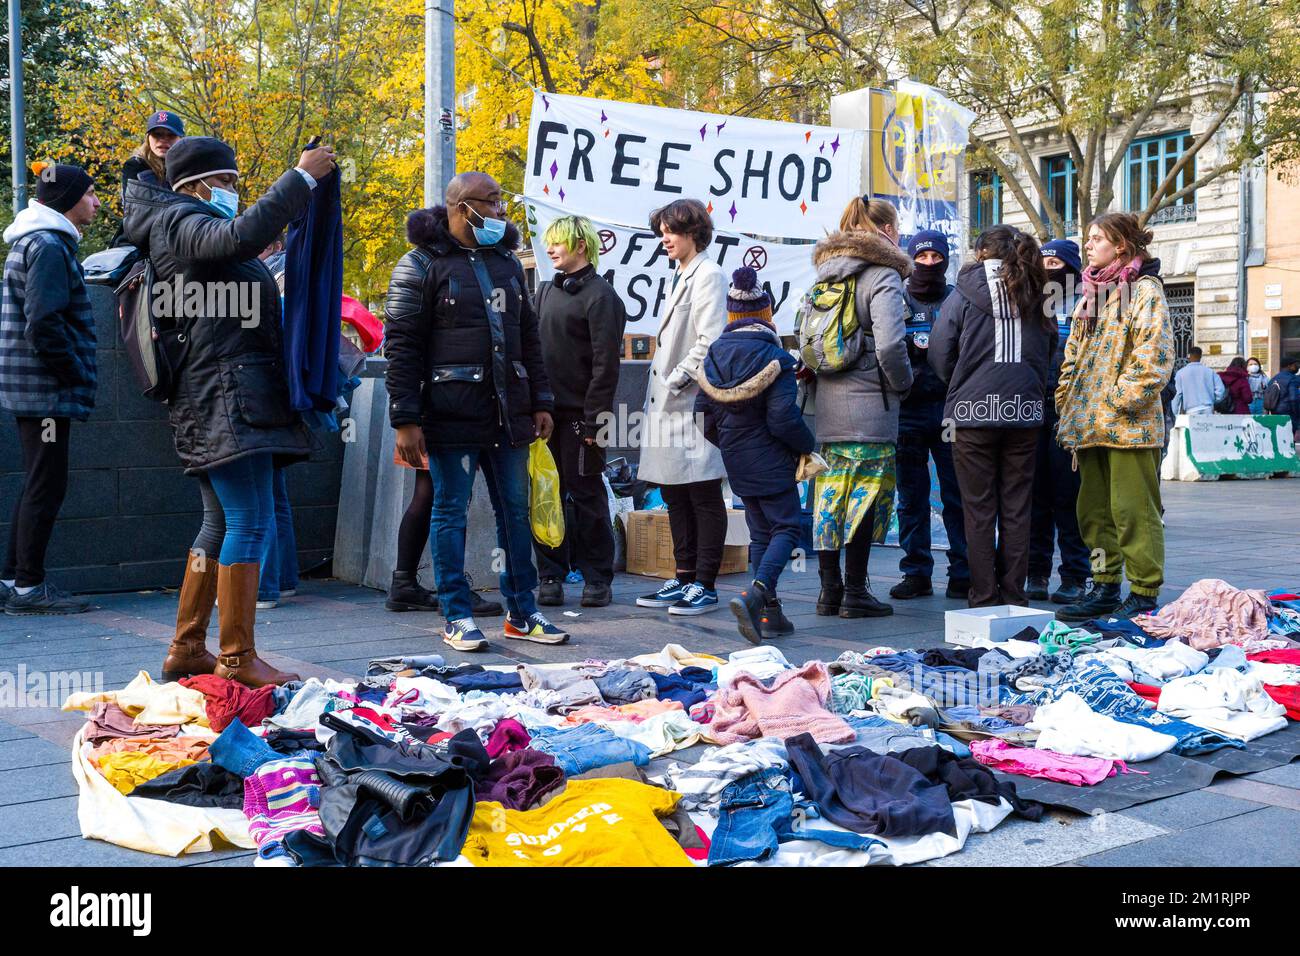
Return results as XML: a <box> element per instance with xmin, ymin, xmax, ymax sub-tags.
<box><xmin>1161</xmin><ymin>414</ymin><xmax>1300</xmax><ymax>481</ymax></box>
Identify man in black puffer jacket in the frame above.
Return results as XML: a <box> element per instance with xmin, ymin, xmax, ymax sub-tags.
<box><xmin>385</xmin><ymin>172</ymin><xmax>567</xmax><ymax>653</ymax></box>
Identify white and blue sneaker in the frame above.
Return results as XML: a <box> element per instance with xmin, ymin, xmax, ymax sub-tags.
<box><xmin>668</xmin><ymin>582</ymin><xmax>719</xmax><ymax>616</ymax></box>
<box><xmin>636</xmin><ymin>578</ymin><xmax>688</xmax><ymax>608</ymax></box>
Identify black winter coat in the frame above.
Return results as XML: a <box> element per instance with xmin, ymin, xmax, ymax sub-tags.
<box><xmin>693</xmin><ymin>318</ymin><xmax>814</xmax><ymax>497</ymax></box>
<box><xmin>122</xmin><ymin>170</ymin><xmax>315</xmax><ymax>474</ymax></box>
<box><xmin>383</xmin><ymin>206</ymin><xmax>553</xmax><ymax>448</ymax></box>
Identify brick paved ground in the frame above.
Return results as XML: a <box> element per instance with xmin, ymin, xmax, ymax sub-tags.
<box><xmin>1</xmin><ymin>478</ymin><xmax>1296</xmax><ymax>866</ymax></box>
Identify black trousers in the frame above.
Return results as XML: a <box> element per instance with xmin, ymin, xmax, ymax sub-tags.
<box><xmin>953</xmin><ymin>427</ymin><xmax>1038</xmax><ymax>608</ymax></box>
<box><xmin>1027</xmin><ymin>411</ymin><xmax>1089</xmax><ymax>585</ymax></box>
<box><xmin>534</xmin><ymin>416</ymin><xmax>615</xmax><ymax>586</ymax></box>
<box><xmin>3</xmin><ymin>416</ymin><xmax>73</xmax><ymax>587</ymax></box>
<box><xmin>660</xmin><ymin>478</ymin><xmax>726</xmax><ymax>589</ymax></box>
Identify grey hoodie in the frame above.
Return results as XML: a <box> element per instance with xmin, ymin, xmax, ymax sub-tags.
<box><xmin>928</xmin><ymin>259</ymin><xmax>1053</xmax><ymax>428</ymax></box>
<box><xmin>807</xmin><ymin>231</ymin><xmax>914</xmax><ymax>445</ymax></box>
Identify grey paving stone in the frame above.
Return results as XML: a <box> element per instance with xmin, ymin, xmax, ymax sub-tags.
<box><xmin>1244</xmin><ymin>762</ymin><xmax>1300</xmax><ymax>788</ymax></box>
<box><xmin>1076</xmin><ymin>806</ymin><xmax>1300</xmax><ymax>867</ymax></box>
<box><xmin>0</xmin><ymin>736</ymin><xmax>72</xmax><ymax>772</ymax></box>
<box><xmin>1116</xmin><ymin>789</ymin><xmax>1261</xmax><ymax>830</ymax></box>
<box><xmin>0</xmin><ymin>835</ymin><xmax>233</xmax><ymax>867</ymax></box>
<box><xmin>927</xmin><ymin>809</ymin><xmax>1168</xmax><ymax>867</ymax></box>
<box><xmin>0</xmin><ymin>796</ymin><xmax>82</xmax><ymax>847</ymax></box>
<box><xmin>0</xmin><ymin>762</ymin><xmax>78</xmax><ymax>804</ymax></box>
<box><xmin>1204</xmin><ymin>778</ymin><xmax>1300</xmax><ymax>811</ymax></box>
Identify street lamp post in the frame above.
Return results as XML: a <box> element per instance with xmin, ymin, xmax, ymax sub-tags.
<box><xmin>424</xmin><ymin>0</ymin><xmax>455</xmax><ymax>208</ymax></box>
<box><xmin>8</xmin><ymin>0</ymin><xmax>27</xmax><ymax>213</ymax></box>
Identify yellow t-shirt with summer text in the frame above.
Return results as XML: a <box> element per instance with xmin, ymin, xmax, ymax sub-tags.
<box><xmin>462</xmin><ymin>778</ymin><xmax>693</xmax><ymax>867</ymax></box>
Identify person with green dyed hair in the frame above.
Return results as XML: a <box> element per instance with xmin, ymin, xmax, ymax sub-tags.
<box><xmin>543</xmin><ymin>215</ymin><xmax>602</xmax><ymax>269</ymax></box>
<box><xmin>534</xmin><ymin>213</ymin><xmax>628</xmax><ymax>608</ymax></box>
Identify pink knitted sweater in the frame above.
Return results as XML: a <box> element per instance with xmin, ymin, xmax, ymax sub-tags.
<box><xmin>1135</xmin><ymin>578</ymin><xmax>1275</xmax><ymax>651</ymax></box>
<box><xmin>710</xmin><ymin>661</ymin><xmax>855</xmax><ymax>745</ymax></box>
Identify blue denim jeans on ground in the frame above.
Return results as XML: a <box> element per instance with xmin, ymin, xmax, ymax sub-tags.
<box><xmin>529</xmin><ymin>724</ymin><xmax>651</xmax><ymax>776</ymax></box>
<box><xmin>427</xmin><ymin>438</ymin><xmax>539</xmax><ymax>622</ymax></box>
<box><xmin>741</xmin><ymin>487</ymin><xmax>803</xmax><ymax>593</ymax></box>
<box><xmin>708</xmin><ymin>766</ymin><xmax>880</xmax><ymax>866</ymax></box>
<box><xmin>258</xmin><ymin>465</ymin><xmax>300</xmax><ymax>601</ymax></box>
<box><xmin>207</xmin><ymin>452</ymin><xmax>275</xmax><ymax>565</ymax></box>
<box><xmin>209</xmin><ymin>717</ymin><xmax>281</xmax><ymax>778</ymax></box>
<box><xmin>896</xmin><ymin>400</ymin><xmax>969</xmax><ymax>581</ymax></box>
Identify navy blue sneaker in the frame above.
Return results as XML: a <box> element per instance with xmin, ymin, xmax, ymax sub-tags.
<box><xmin>668</xmin><ymin>582</ymin><xmax>719</xmax><ymax>616</ymax></box>
<box><xmin>636</xmin><ymin>578</ymin><xmax>688</xmax><ymax>608</ymax></box>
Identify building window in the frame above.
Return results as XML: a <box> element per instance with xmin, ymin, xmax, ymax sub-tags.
<box><xmin>1041</xmin><ymin>154</ymin><xmax>1077</xmax><ymax>234</ymax></box>
<box><xmin>1126</xmin><ymin>131</ymin><xmax>1196</xmax><ymax>220</ymax></box>
<box><xmin>969</xmin><ymin>169</ymin><xmax>1001</xmax><ymax>238</ymax></box>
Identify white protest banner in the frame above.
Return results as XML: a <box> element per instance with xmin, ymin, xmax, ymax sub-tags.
<box><xmin>524</xmin><ymin>90</ymin><xmax>864</xmax><ymax>241</ymax></box>
<box><xmin>525</xmin><ymin>198</ymin><xmax>815</xmax><ymax>336</ymax></box>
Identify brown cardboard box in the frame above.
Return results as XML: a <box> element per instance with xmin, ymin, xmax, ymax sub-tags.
<box><xmin>623</xmin><ymin>510</ymin><xmax>747</xmax><ymax>579</ymax></box>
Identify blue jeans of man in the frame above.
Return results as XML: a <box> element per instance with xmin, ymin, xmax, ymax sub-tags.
<box><xmin>741</xmin><ymin>486</ymin><xmax>803</xmax><ymax>593</ymax></box>
<box><xmin>206</xmin><ymin>452</ymin><xmax>275</xmax><ymax>565</ymax></box>
<box><xmin>1028</xmin><ymin>408</ymin><xmax>1089</xmax><ymax>585</ymax></box>
<box><xmin>896</xmin><ymin>400</ymin><xmax>968</xmax><ymax>582</ymax></box>
<box><xmin>708</xmin><ymin>767</ymin><xmax>880</xmax><ymax>865</ymax></box>
<box><xmin>427</xmin><ymin>438</ymin><xmax>539</xmax><ymax>622</ymax></box>
<box><xmin>258</xmin><ymin>466</ymin><xmax>300</xmax><ymax>601</ymax></box>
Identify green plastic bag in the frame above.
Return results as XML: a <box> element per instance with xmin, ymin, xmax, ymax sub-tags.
<box><xmin>528</xmin><ymin>439</ymin><xmax>566</xmax><ymax>548</ymax></box>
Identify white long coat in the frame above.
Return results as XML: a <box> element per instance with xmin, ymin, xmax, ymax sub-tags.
<box><xmin>636</xmin><ymin>253</ymin><xmax>728</xmax><ymax>486</ymax></box>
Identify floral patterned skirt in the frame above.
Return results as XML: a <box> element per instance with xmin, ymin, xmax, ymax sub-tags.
<box><xmin>811</xmin><ymin>442</ymin><xmax>896</xmax><ymax>552</ymax></box>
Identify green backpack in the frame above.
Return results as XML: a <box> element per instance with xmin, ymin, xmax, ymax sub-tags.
<box><xmin>796</xmin><ymin>276</ymin><xmax>865</xmax><ymax>373</ymax></box>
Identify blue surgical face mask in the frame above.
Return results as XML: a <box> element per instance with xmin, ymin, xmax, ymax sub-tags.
<box><xmin>203</xmin><ymin>181</ymin><xmax>239</xmax><ymax>219</ymax></box>
<box><xmin>461</xmin><ymin>202</ymin><xmax>507</xmax><ymax>246</ymax></box>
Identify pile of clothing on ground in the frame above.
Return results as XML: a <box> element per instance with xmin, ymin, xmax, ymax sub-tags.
<box><xmin>61</xmin><ymin>578</ymin><xmax>1300</xmax><ymax>866</ymax></box>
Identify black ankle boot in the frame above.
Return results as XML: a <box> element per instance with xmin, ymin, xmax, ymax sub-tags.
<box><xmin>840</xmin><ymin>581</ymin><xmax>893</xmax><ymax>618</ymax></box>
<box><xmin>816</xmin><ymin>566</ymin><xmax>844</xmax><ymax>616</ymax></box>
<box><xmin>761</xmin><ymin>598</ymin><xmax>794</xmax><ymax>635</ymax></box>
<box><xmin>1055</xmin><ymin>582</ymin><xmax>1122</xmax><ymax>623</ymax></box>
<box><xmin>385</xmin><ymin>570</ymin><xmax>439</xmax><ymax>612</ymax></box>
<box><xmin>729</xmin><ymin>581</ymin><xmax>769</xmax><ymax>644</ymax></box>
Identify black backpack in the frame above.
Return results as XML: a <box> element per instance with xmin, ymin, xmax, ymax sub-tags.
<box><xmin>115</xmin><ymin>256</ymin><xmax>186</xmax><ymax>402</ymax></box>
<box><xmin>1213</xmin><ymin>383</ymin><xmax>1234</xmax><ymax>414</ymax></box>
<box><xmin>1262</xmin><ymin>376</ymin><xmax>1286</xmax><ymax>414</ymax></box>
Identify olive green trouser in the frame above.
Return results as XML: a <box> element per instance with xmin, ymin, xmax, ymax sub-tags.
<box><xmin>1074</xmin><ymin>447</ymin><xmax>1164</xmax><ymax>598</ymax></box>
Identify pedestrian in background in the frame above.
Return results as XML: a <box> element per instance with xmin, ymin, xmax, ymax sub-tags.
<box><xmin>1027</xmin><ymin>238</ymin><xmax>1090</xmax><ymax>605</ymax></box>
<box><xmin>1246</xmin><ymin>357</ymin><xmax>1268</xmax><ymax>414</ymax></box>
<box><xmin>1171</xmin><ymin>346</ymin><xmax>1223</xmax><ymax>414</ymax></box>
<box><xmin>929</xmin><ymin>225</ymin><xmax>1051</xmax><ymax>608</ymax></box>
<box><xmin>1</xmin><ymin>163</ymin><xmax>100</xmax><ymax>615</ymax></box>
<box><xmin>808</xmin><ymin>197</ymin><xmax>913</xmax><ymax>619</ymax></box>
<box><xmin>1054</xmin><ymin>213</ymin><xmax>1173</xmax><ymax>622</ymax></box>
<box><xmin>890</xmin><ymin>229</ymin><xmax>970</xmax><ymax>604</ymax></box>
<box><xmin>1218</xmin><ymin>356</ymin><xmax>1253</xmax><ymax>415</ymax></box>
<box><xmin>635</xmin><ymin>199</ymin><xmax>729</xmax><ymax>618</ymax></box>
<box><xmin>535</xmin><ymin>214</ymin><xmax>627</xmax><ymax>609</ymax></box>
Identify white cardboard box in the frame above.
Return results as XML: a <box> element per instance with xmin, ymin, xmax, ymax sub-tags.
<box><xmin>945</xmin><ymin>606</ymin><xmax>1054</xmax><ymax>647</ymax></box>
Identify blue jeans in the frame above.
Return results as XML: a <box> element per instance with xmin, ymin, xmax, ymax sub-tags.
<box><xmin>896</xmin><ymin>401</ymin><xmax>969</xmax><ymax>581</ymax></box>
<box><xmin>529</xmin><ymin>724</ymin><xmax>651</xmax><ymax>776</ymax></box>
<box><xmin>207</xmin><ymin>453</ymin><xmax>275</xmax><ymax>565</ymax></box>
<box><xmin>427</xmin><ymin>439</ymin><xmax>538</xmax><ymax>622</ymax></box>
<box><xmin>741</xmin><ymin>487</ymin><xmax>803</xmax><ymax>593</ymax></box>
<box><xmin>258</xmin><ymin>466</ymin><xmax>299</xmax><ymax>601</ymax></box>
<box><xmin>708</xmin><ymin>767</ymin><xmax>880</xmax><ymax>866</ymax></box>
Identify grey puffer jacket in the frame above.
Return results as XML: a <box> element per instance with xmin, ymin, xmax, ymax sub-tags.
<box><xmin>808</xmin><ymin>231</ymin><xmax>914</xmax><ymax>444</ymax></box>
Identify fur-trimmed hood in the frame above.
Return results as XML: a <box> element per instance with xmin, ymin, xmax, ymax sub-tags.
<box><xmin>698</xmin><ymin>320</ymin><xmax>792</xmax><ymax>404</ymax></box>
<box><xmin>406</xmin><ymin>204</ymin><xmax>522</xmax><ymax>254</ymax></box>
<box><xmin>812</xmin><ymin>230</ymin><xmax>913</xmax><ymax>283</ymax></box>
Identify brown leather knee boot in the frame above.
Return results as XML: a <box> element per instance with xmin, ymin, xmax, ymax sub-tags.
<box><xmin>213</xmin><ymin>562</ymin><xmax>300</xmax><ymax>688</ymax></box>
<box><xmin>161</xmin><ymin>552</ymin><xmax>219</xmax><ymax>682</ymax></box>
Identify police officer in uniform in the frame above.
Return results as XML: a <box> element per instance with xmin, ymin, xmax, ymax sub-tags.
<box><xmin>889</xmin><ymin>230</ymin><xmax>971</xmax><ymax>601</ymax></box>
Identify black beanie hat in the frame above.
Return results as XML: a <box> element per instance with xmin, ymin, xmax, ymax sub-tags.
<box><xmin>32</xmin><ymin>162</ymin><xmax>94</xmax><ymax>214</ymax></box>
<box><xmin>165</xmin><ymin>136</ymin><xmax>238</xmax><ymax>191</ymax></box>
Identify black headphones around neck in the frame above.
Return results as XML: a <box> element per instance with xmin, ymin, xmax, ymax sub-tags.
<box><xmin>558</xmin><ymin>269</ymin><xmax>596</xmax><ymax>295</ymax></box>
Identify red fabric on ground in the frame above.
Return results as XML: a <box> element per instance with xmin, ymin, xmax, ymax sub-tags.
<box><xmin>179</xmin><ymin>675</ymin><xmax>276</xmax><ymax>732</ymax></box>
<box><xmin>1127</xmin><ymin>681</ymin><xmax>1162</xmax><ymax>706</ymax></box>
<box><xmin>1263</xmin><ymin>684</ymin><xmax>1300</xmax><ymax>720</ymax></box>
<box><xmin>1249</xmin><ymin>649</ymin><xmax>1300</xmax><ymax>665</ymax></box>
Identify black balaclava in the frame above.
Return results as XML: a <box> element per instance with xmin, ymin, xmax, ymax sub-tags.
<box><xmin>907</xmin><ymin>260</ymin><xmax>948</xmax><ymax>302</ymax></box>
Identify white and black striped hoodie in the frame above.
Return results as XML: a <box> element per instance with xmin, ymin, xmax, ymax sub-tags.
<box><xmin>926</xmin><ymin>259</ymin><xmax>1054</xmax><ymax>429</ymax></box>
